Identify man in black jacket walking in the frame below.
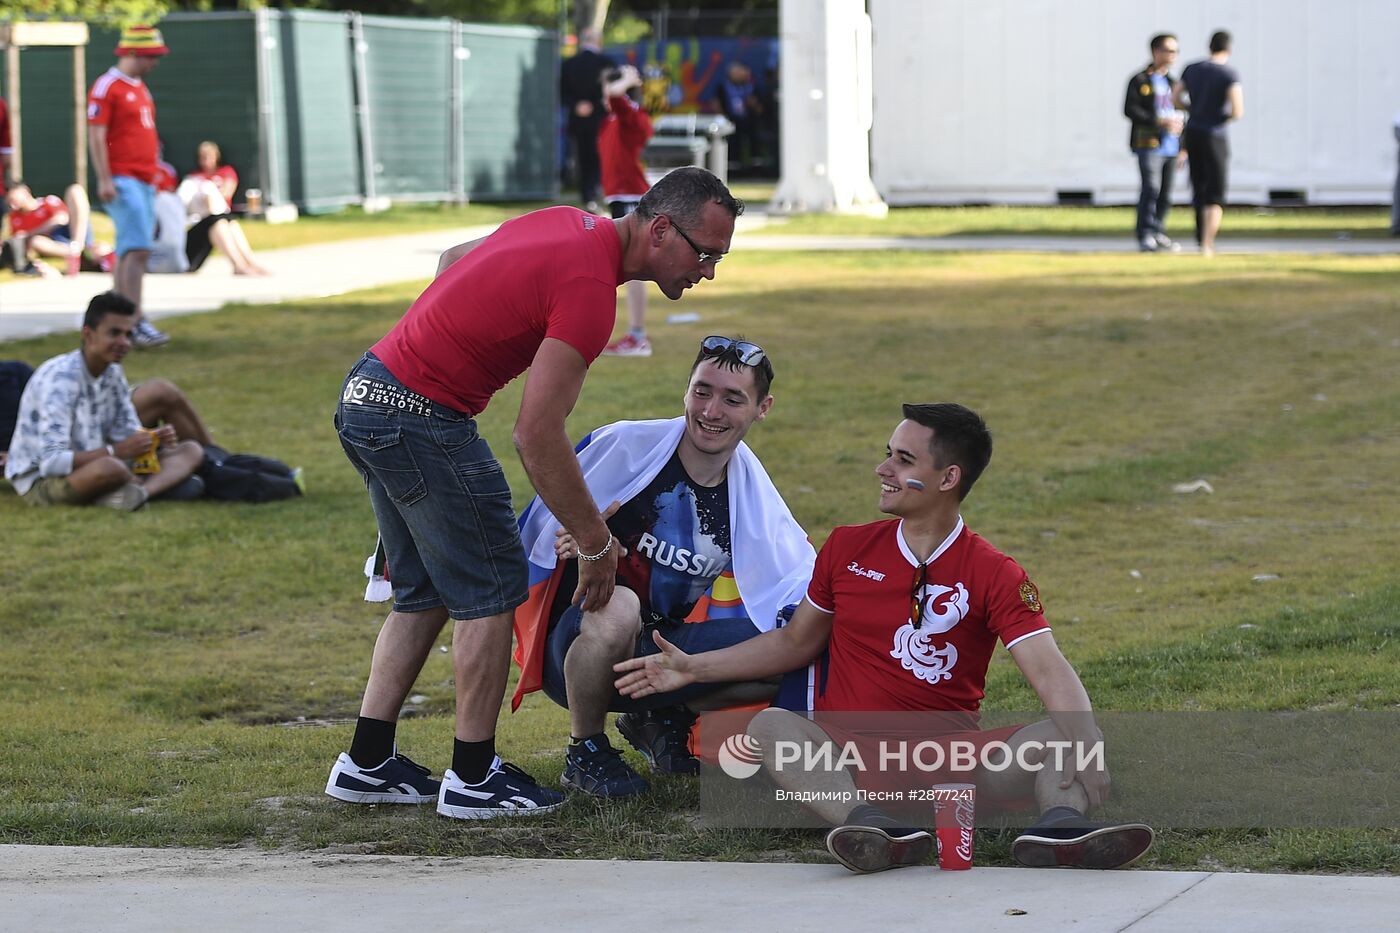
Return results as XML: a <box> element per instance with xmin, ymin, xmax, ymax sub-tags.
<box><xmin>560</xmin><ymin>27</ymin><xmax>615</xmax><ymax>213</ymax></box>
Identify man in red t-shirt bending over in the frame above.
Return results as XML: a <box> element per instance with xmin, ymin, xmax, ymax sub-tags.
<box><xmin>326</xmin><ymin>167</ymin><xmax>744</xmax><ymax>820</ymax></box>
<box><xmin>616</xmin><ymin>403</ymin><xmax>1154</xmax><ymax>873</ymax></box>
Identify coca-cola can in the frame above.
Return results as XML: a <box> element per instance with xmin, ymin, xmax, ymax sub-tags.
<box><xmin>933</xmin><ymin>782</ymin><xmax>976</xmax><ymax>870</ymax></box>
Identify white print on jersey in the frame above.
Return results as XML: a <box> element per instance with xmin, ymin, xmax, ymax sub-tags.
<box><xmin>635</xmin><ymin>531</ymin><xmax>726</xmax><ymax>577</ymax></box>
<box><xmin>846</xmin><ymin>561</ymin><xmax>886</xmax><ymax>582</ymax></box>
<box><xmin>889</xmin><ymin>581</ymin><xmax>969</xmax><ymax>684</ymax></box>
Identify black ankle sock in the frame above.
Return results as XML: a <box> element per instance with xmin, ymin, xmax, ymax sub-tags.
<box><xmin>348</xmin><ymin>716</ymin><xmax>396</xmax><ymax>768</ymax></box>
<box><xmin>570</xmin><ymin>732</ymin><xmax>608</xmax><ymax>747</ymax></box>
<box><xmin>453</xmin><ymin>738</ymin><xmax>496</xmax><ymax>784</ymax></box>
<box><xmin>1035</xmin><ymin>805</ymin><xmax>1083</xmax><ymax>827</ymax></box>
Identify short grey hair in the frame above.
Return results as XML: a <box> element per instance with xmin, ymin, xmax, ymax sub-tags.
<box><xmin>636</xmin><ymin>167</ymin><xmax>745</xmax><ymax>229</ymax></box>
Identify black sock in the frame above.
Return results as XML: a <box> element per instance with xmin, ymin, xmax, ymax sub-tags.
<box><xmin>1035</xmin><ymin>805</ymin><xmax>1083</xmax><ymax>827</ymax></box>
<box><xmin>453</xmin><ymin>738</ymin><xmax>496</xmax><ymax>784</ymax></box>
<box><xmin>348</xmin><ymin>716</ymin><xmax>396</xmax><ymax>768</ymax></box>
<box><xmin>570</xmin><ymin>732</ymin><xmax>608</xmax><ymax>747</ymax></box>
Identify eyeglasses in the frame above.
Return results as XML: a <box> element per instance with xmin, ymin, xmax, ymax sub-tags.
<box><xmin>669</xmin><ymin>217</ymin><xmax>725</xmax><ymax>264</ymax></box>
<box><xmin>910</xmin><ymin>562</ymin><xmax>928</xmax><ymax>629</ymax></box>
<box><xmin>700</xmin><ymin>335</ymin><xmax>767</xmax><ymax>366</ymax></box>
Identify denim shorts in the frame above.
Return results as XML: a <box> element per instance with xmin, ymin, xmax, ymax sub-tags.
<box><xmin>542</xmin><ymin>602</ymin><xmax>762</xmax><ymax>712</ymax></box>
<box><xmin>106</xmin><ymin>175</ymin><xmax>156</xmax><ymax>256</ymax></box>
<box><xmin>335</xmin><ymin>353</ymin><xmax>528</xmax><ymax>620</ymax></box>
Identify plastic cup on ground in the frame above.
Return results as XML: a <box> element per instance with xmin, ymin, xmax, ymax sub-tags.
<box><xmin>933</xmin><ymin>783</ymin><xmax>975</xmax><ymax>870</ymax></box>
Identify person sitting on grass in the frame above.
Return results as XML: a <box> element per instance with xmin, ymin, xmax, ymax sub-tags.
<box><xmin>510</xmin><ymin>336</ymin><xmax>814</xmax><ymax>798</ymax></box>
<box><xmin>4</xmin><ymin>291</ymin><xmax>204</xmax><ymax>511</ymax></box>
<box><xmin>149</xmin><ymin>158</ymin><xmax>269</xmax><ymax>277</ymax></box>
<box><xmin>616</xmin><ymin>403</ymin><xmax>1155</xmax><ymax>873</ymax></box>
<box><xmin>4</xmin><ymin>181</ymin><xmax>115</xmax><ymax>277</ymax></box>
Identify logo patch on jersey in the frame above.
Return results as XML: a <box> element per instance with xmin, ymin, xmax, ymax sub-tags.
<box><xmin>1019</xmin><ymin>580</ymin><xmax>1042</xmax><ymax>613</ymax></box>
<box><xmin>847</xmin><ymin>561</ymin><xmax>886</xmax><ymax>582</ymax></box>
<box><xmin>891</xmin><ymin>624</ymin><xmax>959</xmax><ymax>685</ymax></box>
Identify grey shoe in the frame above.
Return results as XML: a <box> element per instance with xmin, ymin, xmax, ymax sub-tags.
<box><xmin>1138</xmin><ymin>235</ymin><xmax>1158</xmax><ymax>252</ymax></box>
<box><xmin>95</xmin><ymin>482</ymin><xmax>149</xmax><ymax>512</ymax></box>
<box><xmin>153</xmin><ymin>475</ymin><xmax>205</xmax><ymax>501</ymax></box>
<box><xmin>1153</xmin><ymin>233</ymin><xmax>1181</xmax><ymax>252</ymax></box>
<box><xmin>131</xmin><ymin>319</ymin><xmax>170</xmax><ymax>348</ymax></box>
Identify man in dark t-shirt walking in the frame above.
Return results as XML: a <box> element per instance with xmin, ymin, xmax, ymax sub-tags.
<box><xmin>1177</xmin><ymin>30</ymin><xmax>1244</xmax><ymax>257</ymax></box>
<box><xmin>515</xmin><ymin>337</ymin><xmax>815</xmax><ymax>798</ymax></box>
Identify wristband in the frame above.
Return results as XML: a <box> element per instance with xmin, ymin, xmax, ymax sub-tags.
<box><xmin>576</xmin><ymin>536</ymin><xmax>614</xmax><ymax>562</ymax></box>
<box><xmin>105</xmin><ymin>444</ymin><xmax>115</xmax><ymax>457</ymax></box>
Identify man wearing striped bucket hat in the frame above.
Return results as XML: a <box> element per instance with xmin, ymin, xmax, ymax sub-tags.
<box><xmin>88</xmin><ymin>25</ymin><xmax>171</xmax><ymax>348</ymax></box>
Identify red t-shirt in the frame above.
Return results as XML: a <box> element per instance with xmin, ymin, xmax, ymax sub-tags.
<box><xmin>87</xmin><ymin>67</ymin><xmax>159</xmax><ymax>183</ymax></box>
<box><xmin>371</xmin><ymin>206</ymin><xmax>623</xmax><ymax>415</ymax></box>
<box><xmin>805</xmin><ymin>519</ymin><xmax>1051</xmax><ymax>714</ymax></box>
<box><xmin>600</xmin><ymin>95</ymin><xmax>653</xmax><ymax>200</ymax></box>
<box><xmin>185</xmin><ymin>164</ymin><xmax>238</xmax><ymax>193</ymax></box>
<box><xmin>152</xmin><ymin>160</ymin><xmax>179</xmax><ymax>193</ymax></box>
<box><xmin>7</xmin><ymin>195</ymin><xmax>65</xmax><ymax>236</ymax></box>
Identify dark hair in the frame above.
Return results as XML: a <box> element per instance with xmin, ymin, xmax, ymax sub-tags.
<box><xmin>83</xmin><ymin>291</ymin><xmax>139</xmax><ymax>330</ymax></box>
<box><xmin>900</xmin><ymin>402</ymin><xmax>993</xmax><ymax>501</ymax></box>
<box><xmin>1150</xmin><ymin>33</ymin><xmax>1177</xmax><ymax>52</ymax></box>
<box><xmin>691</xmin><ymin>335</ymin><xmax>773</xmax><ymax>400</ymax></box>
<box><xmin>636</xmin><ymin>167</ymin><xmax>745</xmax><ymax>229</ymax></box>
<box><xmin>1209</xmin><ymin>30</ymin><xmax>1231</xmax><ymax>53</ymax></box>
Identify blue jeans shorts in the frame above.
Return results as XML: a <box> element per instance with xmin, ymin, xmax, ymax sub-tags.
<box><xmin>106</xmin><ymin>175</ymin><xmax>156</xmax><ymax>256</ymax></box>
<box><xmin>543</xmin><ymin>603</ymin><xmax>762</xmax><ymax>712</ymax></box>
<box><xmin>335</xmin><ymin>353</ymin><xmax>528</xmax><ymax>621</ymax></box>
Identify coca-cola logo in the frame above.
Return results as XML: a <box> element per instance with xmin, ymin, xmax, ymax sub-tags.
<box><xmin>954</xmin><ymin>797</ymin><xmax>975</xmax><ymax>861</ymax></box>
<box><xmin>956</xmin><ymin>827</ymin><xmax>974</xmax><ymax>862</ymax></box>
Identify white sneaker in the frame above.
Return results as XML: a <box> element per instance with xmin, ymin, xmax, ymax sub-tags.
<box><xmin>132</xmin><ymin>319</ymin><xmax>170</xmax><ymax>348</ymax></box>
<box><xmin>602</xmin><ymin>334</ymin><xmax>652</xmax><ymax>357</ymax></box>
<box><xmin>95</xmin><ymin>482</ymin><xmax>148</xmax><ymax>512</ymax></box>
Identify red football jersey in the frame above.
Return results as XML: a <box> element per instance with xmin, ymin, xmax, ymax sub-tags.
<box><xmin>805</xmin><ymin>518</ymin><xmax>1050</xmax><ymax>714</ymax></box>
<box><xmin>87</xmin><ymin>67</ymin><xmax>159</xmax><ymax>183</ymax></box>
<box><xmin>7</xmin><ymin>195</ymin><xmax>65</xmax><ymax>236</ymax></box>
<box><xmin>371</xmin><ymin>206</ymin><xmax>622</xmax><ymax>415</ymax></box>
<box><xmin>600</xmin><ymin>95</ymin><xmax>653</xmax><ymax>200</ymax></box>
<box><xmin>152</xmin><ymin>160</ymin><xmax>178</xmax><ymax>193</ymax></box>
<box><xmin>185</xmin><ymin>164</ymin><xmax>238</xmax><ymax>193</ymax></box>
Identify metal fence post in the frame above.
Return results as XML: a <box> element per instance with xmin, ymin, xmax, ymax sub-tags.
<box><xmin>450</xmin><ymin>19</ymin><xmax>466</xmax><ymax>204</ymax></box>
<box><xmin>253</xmin><ymin>7</ymin><xmax>284</xmax><ymax>208</ymax></box>
<box><xmin>349</xmin><ymin>12</ymin><xmax>383</xmax><ymax>211</ymax></box>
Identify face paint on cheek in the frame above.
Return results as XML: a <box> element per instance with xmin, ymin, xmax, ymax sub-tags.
<box><xmin>905</xmin><ymin>479</ymin><xmax>927</xmax><ymax>491</ymax></box>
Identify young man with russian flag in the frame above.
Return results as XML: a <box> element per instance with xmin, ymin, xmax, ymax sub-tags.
<box><xmin>512</xmin><ymin>336</ymin><xmax>815</xmax><ymax>798</ymax></box>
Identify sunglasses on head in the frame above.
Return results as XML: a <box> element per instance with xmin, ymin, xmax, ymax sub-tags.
<box><xmin>700</xmin><ymin>335</ymin><xmax>767</xmax><ymax>366</ymax></box>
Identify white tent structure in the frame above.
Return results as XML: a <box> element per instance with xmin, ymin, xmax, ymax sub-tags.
<box><xmin>776</xmin><ymin>0</ymin><xmax>1400</xmax><ymax>209</ymax></box>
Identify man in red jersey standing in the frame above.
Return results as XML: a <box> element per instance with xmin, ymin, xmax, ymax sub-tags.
<box><xmin>616</xmin><ymin>403</ymin><xmax>1154</xmax><ymax>873</ymax></box>
<box><xmin>88</xmin><ymin>24</ymin><xmax>170</xmax><ymax>348</ymax></box>
<box><xmin>326</xmin><ymin>166</ymin><xmax>743</xmax><ymax>821</ymax></box>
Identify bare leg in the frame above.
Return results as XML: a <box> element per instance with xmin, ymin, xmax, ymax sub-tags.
<box><xmin>624</xmin><ymin>280</ymin><xmax>647</xmax><ymax>332</ymax></box>
<box><xmin>976</xmin><ymin>719</ymin><xmax>1091</xmax><ymax>815</ymax></box>
<box><xmin>137</xmin><ymin>439</ymin><xmax>204</xmax><ymax>497</ymax></box>
<box><xmin>1200</xmin><ymin>204</ymin><xmax>1224</xmax><ymax>257</ymax></box>
<box><xmin>359</xmin><ymin>607</ymin><xmax>451</xmax><ymax>722</ymax></box>
<box><xmin>452</xmin><ymin>611</ymin><xmax>515</xmax><ymax>742</ymax></box>
<box><xmin>65</xmin><ymin>455</ymin><xmax>134</xmax><ymax>500</ymax></box>
<box><xmin>748</xmin><ymin>707</ymin><xmax>859</xmax><ymax>824</ymax></box>
<box><xmin>115</xmin><ymin>249</ymin><xmax>149</xmax><ymax>315</ymax></box>
<box><xmin>206</xmin><ymin>219</ymin><xmax>256</xmax><ymax>275</ymax></box>
<box><xmin>132</xmin><ymin>378</ymin><xmax>215</xmax><ymax>446</ymax></box>
<box><xmin>64</xmin><ymin>184</ymin><xmax>91</xmax><ymax>251</ymax></box>
<box><xmin>563</xmin><ymin>587</ymin><xmax>642</xmax><ymax>737</ymax></box>
<box><xmin>225</xmin><ymin>220</ymin><xmax>269</xmax><ymax>275</ymax></box>
<box><xmin>25</xmin><ymin>233</ymin><xmax>68</xmax><ymax>259</ymax></box>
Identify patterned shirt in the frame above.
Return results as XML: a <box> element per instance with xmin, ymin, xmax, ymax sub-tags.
<box><xmin>3</xmin><ymin>350</ymin><xmax>142</xmax><ymax>495</ymax></box>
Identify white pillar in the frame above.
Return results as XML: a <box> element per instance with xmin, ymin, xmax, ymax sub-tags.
<box><xmin>771</xmin><ymin>0</ymin><xmax>886</xmax><ymax>216</ymax></box>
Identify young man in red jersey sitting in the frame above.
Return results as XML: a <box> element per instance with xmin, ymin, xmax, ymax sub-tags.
<box><xmin>616</xmin><ymin>403</ymin><xmax>1154</xmax><ymax>873</ymax></box>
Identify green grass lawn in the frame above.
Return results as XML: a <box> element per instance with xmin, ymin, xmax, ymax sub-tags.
<box><xmin>1</xmin><ymin>248</ymin><xmax>1397</xmax><ymax>871</ymax></box>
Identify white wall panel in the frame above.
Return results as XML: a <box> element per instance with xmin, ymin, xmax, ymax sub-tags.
<box><xmin>869</xmin><ymin>0</ymin><xmax>1400</xmax><ymax>205</ymax></box>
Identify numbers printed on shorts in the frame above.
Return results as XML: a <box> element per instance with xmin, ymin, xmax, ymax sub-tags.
<box><xmin>341</xmin><ymin>375</ymin><xmax>434</xmax><ymax>416</ymax></box>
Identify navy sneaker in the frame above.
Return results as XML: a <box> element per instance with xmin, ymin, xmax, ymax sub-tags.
<box><xmin>325</xmin><ymin>751</ymin><xmax>440</xmax><ymax>804</ymax></box>
<box><xmin>560</xmin><ymin>734</ymin><xmax>649</xmax><ymax>798</ymax></box>
<box><xmin>616</xmin><ymin>706</ymin><xmax>699</xmax><ymax>775</ymax></box>
<box><xmin>437</xmin><ymin>757</ymin><xmax>565</xmax><ymax>820</ymax></box>
<box><xmin>1012</xmin><ymin>817</ymin><xmax>1155</xmax><ymax>869</ymax></box>
<box><xmin>825</xmin><ymin>822</ymin><xmax>934</xmax><ymax>874</ymax></box>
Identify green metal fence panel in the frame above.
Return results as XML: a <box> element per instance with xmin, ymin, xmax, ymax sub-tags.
<box><xmin>2</xmin><ymin>46</ymin><xmax>79</xmax><ymax>201</ymax></box>
<box><xmin>359</xmin><ymin>15</ymin><xmax>453</xmax><ymax>201</ymax></box>
<box><xmin>266</xmin><ymin>10</ymin><xmax>361</xmax><ymax>214</ymax></box>
<box><xmin>458</xmin><ymin>24</ymin><xmax>558</xmax><ymax>200</ymax></box>
<box><xmin>85</xmin><ymin>17</ymin><xmax>262</xmax><ymax>198</ymax></box>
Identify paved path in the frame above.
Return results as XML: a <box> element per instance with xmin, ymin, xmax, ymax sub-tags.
<box><xmin>2</xmin><ymin>218</ymin><xmax>1394</xmax><ymax>344</ymax></box>
<box><xmin>3</xmin><ymin>844</ymin><xmax>1396</xmax><ymax>932</ymax></box>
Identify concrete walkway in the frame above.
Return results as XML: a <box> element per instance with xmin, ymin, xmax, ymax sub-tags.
<box><xmin>2</xmin><ymin>844</ymin><xmax>1396</xmax><ymax>932</ymax></box>
<box><xmin>2</xmin><ymin>217</ymin><xmax>1395</xmax><ymax>344</ymax></box>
